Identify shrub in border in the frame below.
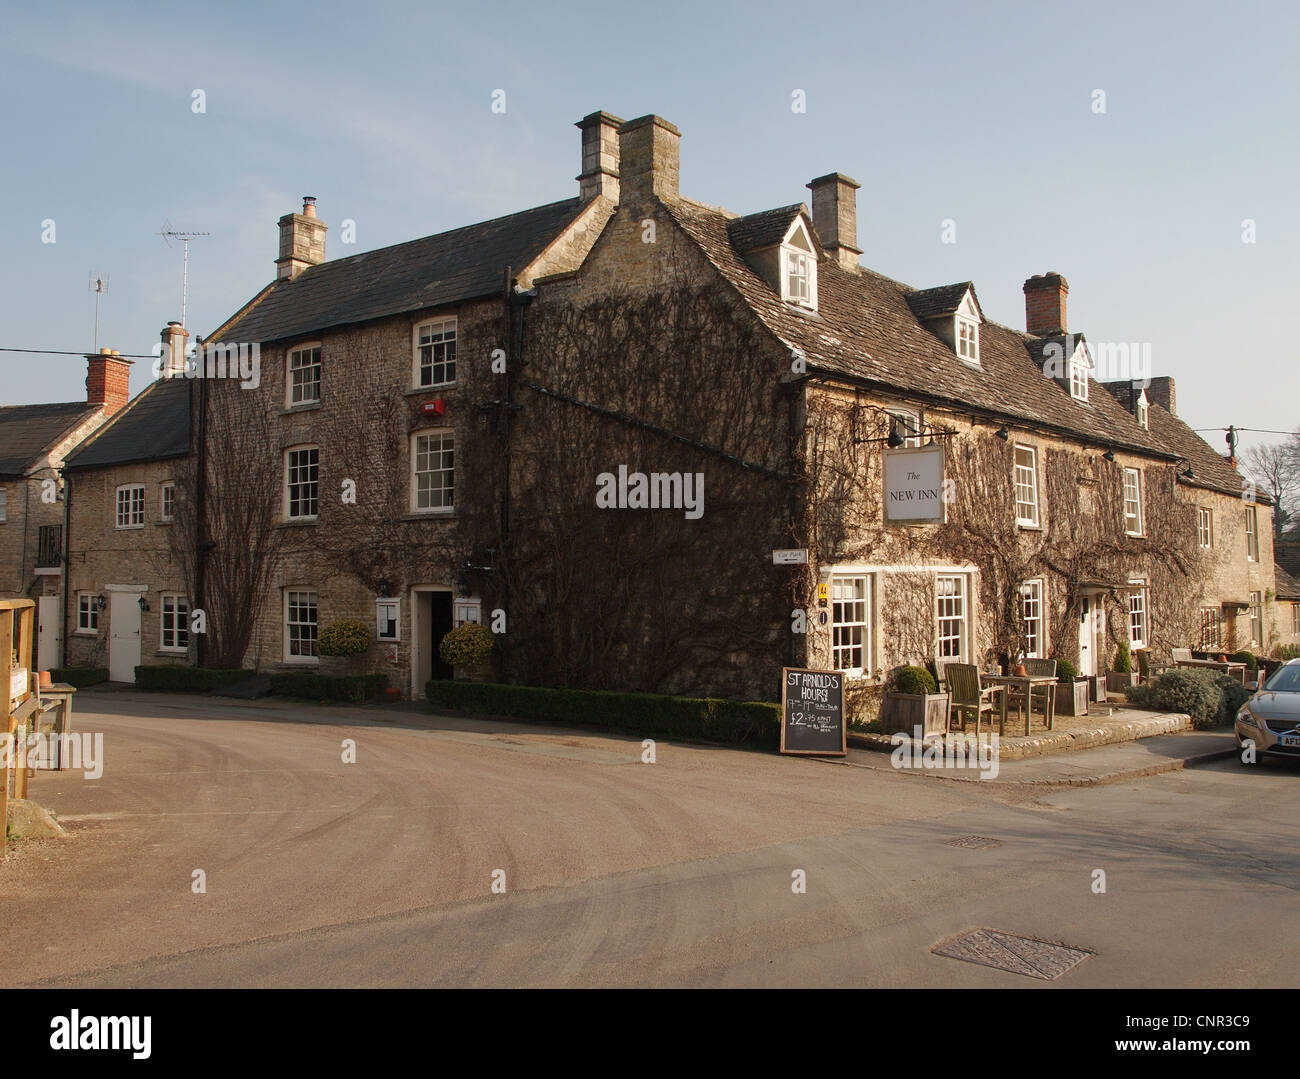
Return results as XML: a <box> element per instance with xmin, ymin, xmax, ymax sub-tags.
<box><xmin>49</xmin><ymin>667</ymin><xmax>108</xmax><ymax>689</ymax></box>
<box><xmin>270</xmin><ymin>672</ymin><xmax>384</xmax><ymax>704</ymax></box>
<box><xmin>134</xmin><ymin>666</ymin><xmax>253</xmax><ymax>692</ymax></box>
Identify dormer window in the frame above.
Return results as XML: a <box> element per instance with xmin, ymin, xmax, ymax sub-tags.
<box><xmin>1068</xmin><ymin>343</ymin><xmax>1091</xmax><ymax>401</ymax></box>
<box><xmin>780</xmin><ymin>218</ymin><xmax>817</xmax><ymax>310</ymax></box>
<box><xmin>1135</xmin><ymin>389</ymin><xmax>1149</xmax><ymax>429</ymax></box>
<box><xmin>956</xmin><ymin>317</ymin><xmax>979</xmax><ymax>365</ymax></box>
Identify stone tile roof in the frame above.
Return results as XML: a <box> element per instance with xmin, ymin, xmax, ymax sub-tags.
<box><xmin>1275</xmin><ymin>563</ymin><xmax>1300</xmax><ymax>601</ymax></box>
<box><xmin>220</xmin><ymin>198</ymin><xmax>585</xmax><ymax>345</ymax></box>
<box><xmin>905</xmin><ymin>282</ymin><xmax>974</xmax><ymax>321</ymax></box>
<box><xmin>63</xmin><ymin>378</ymin><xmax>191</xmax><ymax>472</ymax></box>
<box><xmin>0</xmin><ymin>401</ymin><xmax>100</xmax><ymax>478</ymax></box>
<box><xmin>1141</xmin><ymin>399</ymin><xmax>1258</xmax><ymax>501</ymax></box>
<box><xmin>726</xmin><ymin>205</ymin><xmax>808</xmax><ymax>253</ymax></box>
<box><xmin>666</xmin><ymin>197</ymin><xmax>1174</xmax><ymax>458</ymax></box>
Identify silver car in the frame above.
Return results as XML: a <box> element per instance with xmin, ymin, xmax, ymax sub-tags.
<box><xmin>1236</xmin><ymin>659</ymin><xmax>1300</xmax><ymax>764</ymax></box>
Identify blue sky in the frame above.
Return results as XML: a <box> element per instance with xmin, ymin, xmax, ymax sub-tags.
<box><xmin>2</xmin><ymin>0</ymin><xmax>1295</xmax><ymax>453</ymax></box>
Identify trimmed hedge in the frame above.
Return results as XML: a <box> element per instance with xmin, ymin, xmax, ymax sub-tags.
<box><xmin>1229</xmin><ymin>649</ymin><xmax>1259</xmax><ymax>670</ymax></box>
<box><xmin>134</xmin><ymin>666</ymin><xmax>253</xmax><ymax>692</ymax></box>
<box><xmin>1127</xmin><ymin>668</ymin><xmax>1249</xmax><ymax>730</ymax></box>
<box><xmin>270</xmin><ymin>672</ymin><xmax>384</xmax><ymax>704</ymax></box>
<box><xmin>1055</xmin><ymin>658</ymin><xmax>1079</xmax><ymax>682</ymax></box>
<box><xmin>894</xmin><ymin>665</ymin><xmax>938</xmax><ymax>695</ymax></box>
<box><xmin>49</xmin><ymin>666</ymin><xmax>108</xmax><ymax>688</ymax></box>
<box><xmin>425</xmin><ymin>680</ymin><xmax>781</xmax><ymax>748</ymax></box>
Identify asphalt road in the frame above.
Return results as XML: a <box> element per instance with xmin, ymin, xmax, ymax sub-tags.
<box><xmin>4</xmin><ymin>692</ymin><xmax>1297</xmax><ymax>988</ymax></box>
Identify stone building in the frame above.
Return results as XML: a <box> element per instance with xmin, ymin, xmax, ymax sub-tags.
<box><xmin>173</xmin><ymin>109</ymin><xmax>1279</xmax><ymax>706</ymax></box>
<box><xmin>0</xmin><ymin>350</ymin><xmax>131</xmax><ymax>669</ymax></box>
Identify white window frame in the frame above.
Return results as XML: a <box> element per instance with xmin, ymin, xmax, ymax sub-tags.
<box><xmin>830</xmin><ymin>576</ymin><xmax>870</xmax><ymax>677</ymax></box>
<box><xmin>1014</xmin><ymin>444</ymin><xmax>1040</xmax><ymax>527</ymax></box>
<box><xmin>1249</xmin><ymin>591</ymin><xmax>1262</xmax><ymax>647</ymax></box>
<box><xmin>1245</xmin><ymin>505</ymin><xmax>1258</xmax><ymax>562</ymax></box>
<box><xmin>376</xmin><ymin>597</ymin><xmax>400</xmax><ymax>642</ymax></box>
<box><xmin>413</xmin><ymin>317</ymin><xmax>457</xmax><ymax>389</ymax></box>
<box><xmin>779</xmin><ymin>219</ymin><xmax>817</xmax><ymax>310</ymax></box>
<box><xmin>1136</xmin><ymin>390</ymin><xmax>1149</xmax><ymax>429</ymax></box>
<box><xmin>1198</xmin><ymin>606</ymin><xmax>1222</xmax><ymax>651</ymax></box>
<box><xmin>888</xmin><ymin>409</ymin><xmax>922</xmax><ymax>449</ymax></box>
<box><xmin>936</xmin><ymin>574</ymin><xmax>968</xmax><ymax>662</ymax></box>
<box><xmin>454</xmin><ymin>599</ymin><xmax>482</xmax><ymax>627</ymax></box>
<box><xmin>76</xmin><ymin>592</ymin><xmax>98</xmax><ymax>634</ymax></box>
<box><xmin>410</xmin><ymin>429</ymin><xmax>454</xmax><ymax>514</ymax></box>
<box><xmin>1128</xmin><ymin>579</ymin><xmax>1148</xmax><ymax>650</ymax></box>
<box><xmin>160</xmin><ymin>593</ymin><xmax>189</xmax><ymax>653</ymax></box>
<box><xmin>956</xmin><ymin>316</ymin><xmax>980</xmax><ymax>366</ymax></box>
<box><xmin>0</xmin><ymin>486</ymin><xmax>7</xmax><ymax>522</ymax></box>
<box><xmin>284</xmin><ymin>445</ymin><xmax>320</xmax><ymax>521</ymax></box>
<box><xmin>160</xmin><ymin>481</ymin><xmax>176</xmax><ymax>523</ymax></box>
<box><xmin>284</xmin><ymin>589</ymin><xmax>319</xmax><ymax>664</ymax></box>
<box><xmin>1020</xmin><ymin>579</ymin><xmax>1044</xmax><ymax>658</ymax></box>
<box><xmin>1123</xmin><ymin>467</ymin><xmax>1144</xmax><ymax>536</ymax></box>
<box><xmin>1292</xmin><ymin>604</ymin><xmax>1300</xmax><ymax>636</ymax></box>
<box><xmin>286</xmin><ymin>343</ymin><xmax>322</xmax><ymax>407</ymax></box>
<box><xmin>115</xmin><ymin>484</ymin><xmax>145</xmax><ymax>529</ymax></box>
<box><xmin>1197</xmin><ymin>507</ymin><xmax>1213</xmax><ymax>548</ymax></box>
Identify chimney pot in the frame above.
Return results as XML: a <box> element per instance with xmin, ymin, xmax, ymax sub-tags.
<box><xmin>807</xmin><ymin>172</ymin><xmax>862</xmax><ymax>270</ymax></box>
<box><xmin>1023</xmin><ymin>271</ymin><xmax>1069</xmax><ymax>336</ymax></box>
<box><xmin>617</xmin><ymin>115</ymin><xmax>680</xmax><ymax>204</ymax></box>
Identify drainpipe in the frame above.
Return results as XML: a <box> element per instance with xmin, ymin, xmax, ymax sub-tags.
<box><xmin>61</xmin><ymin>472</ymin><xmax>72</xmax><ymax>669</ymax></box>
<box><xmin>193</xmin><ymin>376</ymin><xmax>208</xmax><ymax>668</ymax></box>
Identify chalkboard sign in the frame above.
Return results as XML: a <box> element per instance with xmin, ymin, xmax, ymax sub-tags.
<box><xmin>780</xmin><ymin>667</ymin><xmax>846</xmax><ymax>756</ymax></box>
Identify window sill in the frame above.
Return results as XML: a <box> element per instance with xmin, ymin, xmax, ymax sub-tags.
<box><xmin>406</xmin><ymin>383</ymin><xmax>457</xmax><ymax>397</ymax></box>
<box><xmin>278</xmin><ymin>660</ymin><xmax>320</xmax><ymax>669</ymax></box>
<box><xmin>280</xmin><ymin>517</ymin><xmax>319</xmax><ymax>527</ymax></box>
<box><xmin>156</xmin><ymin>650</ymin><xmax>188</xmax><ymax>657</ymax></box>
<box><xmin>401</xmin><ymin>511</ymin><xmax>455</xmax><ymax>521</ymax></box>
<box><xmin>1016</xmin><ymin>520</ymin><xmax>1042</xmax><ymax>531</ymax></box>
<box><xmin>281</xmin><ymin>402</ymin><xmax>322</xmax><ymax>415</ymax></box>
<box><xmin>74</xmin><ymin>630</ymin><xmax>98</xmax><ymax>637</ymax></box>
<box><xmin>115</xmin><ymin>524</ymin><xmax>146</xmax><ymax>531</ymax></box>
<box><xmin>156</xmin><ymin>520</ymin><xmax>173</xmax><ymax>527</ymax></box>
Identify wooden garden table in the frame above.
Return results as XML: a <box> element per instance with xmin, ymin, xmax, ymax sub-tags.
<box><xmin>984</xmin><ymin>674</ymin><xmax>1058</xmax><ymax>737</ymax></box>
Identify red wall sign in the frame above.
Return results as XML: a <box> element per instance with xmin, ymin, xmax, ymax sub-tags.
<box><xmin>420</xmin><ymin>399</ymin><xmax>447</xmax><ymax>417</ymax></box>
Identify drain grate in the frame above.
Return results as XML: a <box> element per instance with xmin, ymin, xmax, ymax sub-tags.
<box><xmin>947</xmin><ymin>834</ymin><xmax>1002</xmax><ymax>849</ymax></box>
<box><xmin>932</xmin><ymin>929</ymin><xmax>1093</xmax><ymax>980</ymax></box>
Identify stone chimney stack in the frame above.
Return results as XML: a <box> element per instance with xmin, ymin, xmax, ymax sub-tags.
<box><xmin>85</xmin><ymin>348</ymin><xmax>131</xmax><ymax>416</ymax></box>
<box><xmin>160</xmin><ymin>321</ymin><xmax>190</xmax><ymax>378</ymax></box>
<box><xmin>806</xmin><ymin>173</ymin><xmax>862</xmax><ymax>271</ymax></box>
<box><xmin>576</xmin><ymin>111</ymin><xmax>623</xmax><ymax>203</ymax></box>
<box><xmin>1023</xmin><ymin>272</ymin><xmax>1069</xmax><ymax>336</ymax></box>
<box><xmin>617</xmin><ymin>115</ymin><xmax>680</xmax><ymax>205</ymax></box>
<box><xmin>1147</xmin><ymin>375</ymin><xmax>1176</xmax><ymax>416</ymax></box>
<box><xmin>276</xmin><ymin>196</ymin><xmax>327</xmax><ymax>281</ymax></box>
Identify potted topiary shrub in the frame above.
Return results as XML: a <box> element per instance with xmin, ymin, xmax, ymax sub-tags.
<box><xmin>1107</xmin><ymin>639</ymin><xmax>1139</xmax><ymax>693</ymax></box>
<box><xmin>317</xmin><ymin>618</ymin><xmax>372</xmax><ymax>674</ymax></box>
<box><xmin>1053</xmin><ymin>657</ymin><xmax>1089</xmax><ymax>716</ymax></box>
<box><xmin>879</xmin><ymin>664</ymin><xmax>947</xmax><ymax>738</ymax></box>
<box><xmin>439</xmin><ymin>623</ymin><xmax>496</xmax><ymax>682</ymax></box>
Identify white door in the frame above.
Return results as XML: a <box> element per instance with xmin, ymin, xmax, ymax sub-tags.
<box><xmin>1078</xmin><ymin>596</ymin><xmax>1095</xmax><ymax>677</ymax></box>
<box><xmin>109</xmin><ymin>592</ymin><xmax>142</xmax><ymax>682</ymax></box>
<box><xmin>37</xmin><ymin>595</ymin><xmax>61</xmax><ymax>670</ymax></box>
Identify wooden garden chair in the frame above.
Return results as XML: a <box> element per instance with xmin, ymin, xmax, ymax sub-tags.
<box><xmin>946</xmin><ymin>663</ymin><xmax>1004</xmax><ymax>737</ymax></box>
<box><xmin>1007</xmin><ymin>658</ymin><xmax>1057</xmax><ymax>729</ymax></box>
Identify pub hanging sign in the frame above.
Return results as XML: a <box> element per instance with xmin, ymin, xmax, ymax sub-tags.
<box><xmin>884</xmin><ymin>445</ymin><xmax>946</xmax><ymax>524</ymax></box>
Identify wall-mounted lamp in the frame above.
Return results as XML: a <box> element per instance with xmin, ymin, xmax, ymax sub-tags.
<box><xmin>1103</xmin><ymin>450</ymin><xmax>1116</xmax><ymax>462</ymax></box>
<box><xmin>1182</xmin><ymin>467</ymin><xmax>1195</xmax><ymax>480</ymax></box>
<box><xmin>95</xmin><ymin>594</ymin><xmax>107</xmax><ymax>611</ymax></box>
<box><xmin>377</xmin><ymin>578</ymin><xmax>391</xmax><ymax>598</ymax></box>
<box><xmin>138</xmin><ymin>596</ymin><xmax>150</xmax><ymax>612</ymax></box>
<box><xmin>886</xmin><ymin>424</ymin><xmax>905</xmax><ymax>448</ymax></box>
<box><xmin>995</xmin><ymin>426</ymin><xmax>1010</xmax><ymax>440</ymax></box>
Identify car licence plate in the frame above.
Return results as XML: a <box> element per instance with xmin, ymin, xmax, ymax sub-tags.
<box><xmin>1280</xmin><ymin>734</ymin><xmax>1300</xmax><ymax>748</ymax></box>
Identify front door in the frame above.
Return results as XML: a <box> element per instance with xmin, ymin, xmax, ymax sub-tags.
<box><xmin>1078</xmin><ymin>596</ymin><xmax>1096</xmax><ymax>677</ymax></box>
<box><xmin>108</xmin><ymin>592</ymin><xmax>142</xmax><ymax>683</ymax></box>
<box><xmin>37</xmin><ymin>595</ymin><xmax>61</xmax><ymax>670</ymax></box>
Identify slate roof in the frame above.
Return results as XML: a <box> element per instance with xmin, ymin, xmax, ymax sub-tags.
<box><xmin>219</xmin><ymin>198</ymin><xmax>585</xmax><ymax>345</ymax></box>
<box><xmin>63</xmin><ymin>378</ymin><xmax>191</xmax><ymax>472</ymax></box>
<box><xmin>1275</xmin><ymin>563</ymin><xmax>1300</xmax><ymax>601</ymax></box>
<box><xmin>905</xmin><ymin>282</ymin><xmax>974</xmax><ymax>321</ymax></box>
<box><xmin>0</xmin><ymin>401</ymin><xmax>100</xmax><ymax>478</ymax></box>
<box><xmin>665</xmin><ymin>197</ymin><xmax>1174</xmax><ymax>458</ymax></box>
<box><xmin>726</xmin><ymin>205</ymin><xmax>809</xmax><ymax>254</ymax></box>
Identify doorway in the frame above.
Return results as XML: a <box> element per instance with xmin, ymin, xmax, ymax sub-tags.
<box><xmin>37</xmin><ymin>595</ymin><xmax>61</xmax><ymax>670</ymax></box>
<box><xmin>411</xmin><ymin>587</ymin><xmax>454</xmax><ymax>698</ymax></box>
<box><xmin>108</xmin><ymin>591</ymin><xmax>142</xmax><ymax>682</ymax></box>
<box><xmin>1078</xmin><ymin>594</ymin><xmax>1100</xmax><ymax>677</ymax></box>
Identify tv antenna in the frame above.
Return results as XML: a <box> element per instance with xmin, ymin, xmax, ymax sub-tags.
<box><xmin>88</xmin><ymin>271</ymin><xmax>109</xmax><ymax>352</ymax></box>
<box><xmin>157</xmin><ymin>222</ymin><xmax>210</xmax><ymax>328</ymax></box>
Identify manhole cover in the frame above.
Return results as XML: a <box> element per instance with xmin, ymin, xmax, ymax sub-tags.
<box><xmin>932</xmin><ymin>929</ymin><xmax>1093</xmax><ymax>980</ymax></box>
<box><xmin>947</xmin><ymin>834</ymin><xmax>1001</xmax><ymax>849</ymax></box>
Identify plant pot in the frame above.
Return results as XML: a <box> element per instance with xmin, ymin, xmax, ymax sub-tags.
<box><xmin>38</xmin><ymin>670</ymin><xmax>52</xmax><ymax>689</ymax></box>
<box><xmin>880</xmin><ymin>690</ymin><xmax>949</xmax><ymax>737</ymax></box>
<box><xmin>1087</xmin><ymin>675</ymin><xmax>1107</xmax><ymax>703</ymax></box>
<box><xmin>381</xmin><ymin>686</ymin><xmax>401</xmax><ymax>701</ymax></box>
<box><xmin>1105</xmin><ymin>670</ymin><xmax>1140</xmax><ymax>693</ymax></box>
<box><xmin>1055</xmin><ymin>679</ymin><xmax>1090</xmax><ymax>716</ymax></box>
<box><xmin>1012</xmin><ymin>664</ymin><xmax>1028</xmax><ymax>677</ymax></box>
